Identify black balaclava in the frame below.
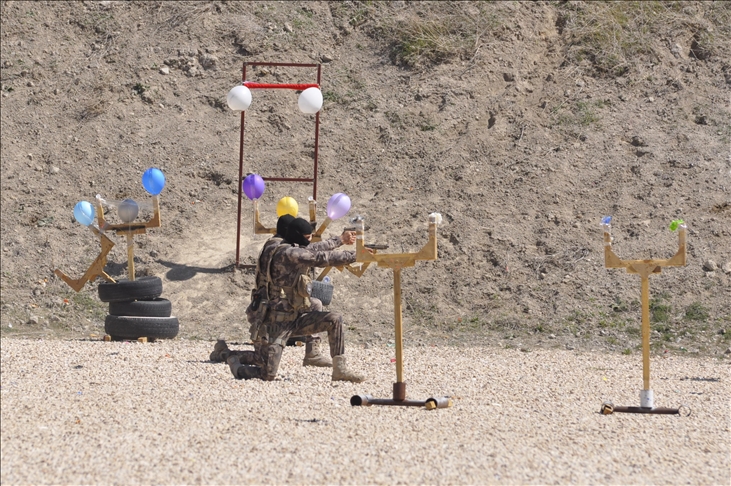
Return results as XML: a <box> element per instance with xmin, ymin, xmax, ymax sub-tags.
<box><xmin>276</xmin><ymin>214</ymin><xmax>294</xmax><ymax>238</ymax></box>
<box><xmin>286</xmin><ymin>217</ymin><xmax>313</xmax><ymax>247</ymax></box>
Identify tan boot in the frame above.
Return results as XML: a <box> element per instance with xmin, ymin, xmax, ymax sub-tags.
<box><xmin>209</xmin><ymin>340</ymin><xmax>230</xmax><ymax>363</ymax></box>
<box><xmin>302</xmin><ymin>339</ymin><xmax>332</xmax><ymax>368</ymax></box>
<box><xmin>331</xmin><ymin>355</ymin><xmax>365</xmax><ymax>383</ymax></box>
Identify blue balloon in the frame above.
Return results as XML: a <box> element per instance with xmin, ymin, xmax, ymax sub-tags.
<box><xmin>142</xmin><ymin>168</ymin><xmax>166</xmax><ymax>195</ymax></box>
<box><xmin>73</xmin><ymin>201</ymin><xmax>95</xmax><ymax>226</ymax></box>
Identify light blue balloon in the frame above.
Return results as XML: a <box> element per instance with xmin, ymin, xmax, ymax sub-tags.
<box><xmin>73</xmin><ymin>201</ymin><xmax>95</xmax><ymax>226</ymax></box>
<box><xmin>142</xmin><ymin>168</ymin><xmax>166</xmax><ymax>195</ymax></box>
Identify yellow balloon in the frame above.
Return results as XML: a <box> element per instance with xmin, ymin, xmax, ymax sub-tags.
<box><xmin>276</xmin><ymin>197</ymin><xmax>298</xmax><ymax>217</ymax></box>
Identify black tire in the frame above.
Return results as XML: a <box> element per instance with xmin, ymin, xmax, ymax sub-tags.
<box><xmin>104</xmin><ymin>315</ymin><xmax>179</xmax><ymax>340</ymax></box>
<box><xmin>98</xmin><ymin>277</ymin><xmax>163</xmax><ymax>303</ymax></box>
<box><xmin>108</xmin><ymin>298</ymin><xmax>172</xmax><ymax>318</ymax></box>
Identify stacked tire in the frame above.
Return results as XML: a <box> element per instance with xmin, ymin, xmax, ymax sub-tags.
<box><xmin>98</xmin><ymin>276</ymin><xmax>179</xmax><ymax>341</ymax></box>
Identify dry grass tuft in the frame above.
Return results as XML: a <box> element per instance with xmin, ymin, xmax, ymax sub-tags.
<box><xmin>378</xmin><ymin>2</ymin><xmax>500</xmax><ymax>68</ymax></box>
<box><xmin>557</xmin><ymin>1</ymin><xmax>731</xmax><ymax>77</ymax></box>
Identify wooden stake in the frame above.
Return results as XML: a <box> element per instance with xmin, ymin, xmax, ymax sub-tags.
<box><xmin>126</xmin><ymin>233</ymin><xmax>135</xmax><ymax>281</ymax></box>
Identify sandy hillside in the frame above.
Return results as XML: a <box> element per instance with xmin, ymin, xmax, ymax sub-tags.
<box><xmin>0</xmin><ymin>1</ymin><xmax>730</xmax><ymax>356</ymax></box>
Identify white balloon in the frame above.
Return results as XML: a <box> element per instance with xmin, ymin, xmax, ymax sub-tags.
<box><xmin>227</xmin><ymin>85</ymin><xmax>252</xmax><ymax>111</ymax></box>
<box><xmin>298</xmin><ymin>87</ymin><xmax>323</xmax><ymax>114</ymax></box>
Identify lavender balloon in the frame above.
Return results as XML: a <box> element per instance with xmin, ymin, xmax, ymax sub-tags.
<box><xmin>327</xmin><ymin>193</ymin><xmax>351</xmax><ymax>220</ymax></box>
<box><xmin>242</xmin><ymin>174</ymin><xmax>265</xmax><ymax>200</ymax></box>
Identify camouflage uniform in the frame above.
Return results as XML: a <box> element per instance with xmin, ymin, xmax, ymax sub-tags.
<box><xmin>210</xmin><ymin>234</ymin><xmax>342</xmax><ymax>367</ymax></box>
<box><xmin>248</xmin><ymin>237</ymin><xmax>356</xmax><ymax>381</ymax></box>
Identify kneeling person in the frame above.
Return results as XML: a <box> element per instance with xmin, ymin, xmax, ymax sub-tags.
<box><xmin>230</xmin><ymin>217</ymin><xmax>364</xmax><ymax>383</ymax></box>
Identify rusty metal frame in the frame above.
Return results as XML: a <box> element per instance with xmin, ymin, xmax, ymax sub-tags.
<box><xmin>235</xmin><ymin>62</ymin><xmax>322</xmax><ymax>268</ymax></box>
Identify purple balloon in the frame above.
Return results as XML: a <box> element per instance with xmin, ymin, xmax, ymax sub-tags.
<box><xmin>242</xmin><ymin>174</ymin><xmax>265</xmax><ymax>200</ymax></box>
<box><xmin>327</xmin><ymin>193</ymin><xmax>351</xmax><ymax>220</ymax></box>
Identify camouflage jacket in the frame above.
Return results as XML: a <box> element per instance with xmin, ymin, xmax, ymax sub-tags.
<box><xmin>254</xmin><ymin>235</ymin><xmax>344</xmax><ymax>292</ymax></box>
<box><xmin>258</xmin><ymin>236</ymin><xmax>355</xmax><ymax>313</ymax></box>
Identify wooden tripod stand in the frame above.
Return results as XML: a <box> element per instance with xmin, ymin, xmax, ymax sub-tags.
<box><xmin>600</xmin><ymin>219</ymin><xmax>689</xmax><ymax>415</ymax></box>
<box><xmin>55</xmin><ymin>195</ymin><xmax>162</xmax><ymax>291</ymax></box>
<box><xmin>349</xmin><ymin>213</ymin><xmax>452</xmax><ymax>410</ymax></box>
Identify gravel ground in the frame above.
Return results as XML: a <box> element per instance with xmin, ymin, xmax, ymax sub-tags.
<box><xmin>1</xmin><ymin>338</ymin><xmax>729</xmax><ymax>485</ymax></box>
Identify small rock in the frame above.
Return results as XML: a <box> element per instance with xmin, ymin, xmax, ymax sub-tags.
<box><xmin>159</xmin><ymin>66</ymin><xmax>170</xmax><ymax>75</ymax></box>
<box><xmin>28</xmin><ymin>316</ymin><xmax>40</xmax><ymax>325</ymax></box>
<box><xmin>722</xmin><ymin>262</ymin><xmax>731</xmax><ymax>274</ymax></box>
<box><xmin>725</xmin><ymin>348</ymin><xmax>731</xmax><ymax>355</ymax></box>
<box><xmin>51</xmin><ymin>166</ymin><xmax>60</xmax><ymax>174</ymax></box>
<box><xmin>284</xmin><ymin>22</ymin><xmax>293</xmax><ymax>32</ymax></box>
<box><xmin>565</xmin><ymin>344</ymin><xmax>575</xmax><ymax>350</ymax></box>
<box><xmin>575</xmin><ymin>79</ymin><xmax>585</xmax><ymax>88</ymax></box>
<box><xmin>320</xmin><ymin>54</ymin><xmax>334</xmax><ymax>63</ymax></box>
<box><xmin>503</xmin><ymin>72</ymin><xmax>515</xmax><ymax>82</ymax></box>
<box><xmin>630</xmin><ymin>136</ymin><xmax>647</xmax><ymax>147</ymax></box>
<box><xmin>703</xmin><ymin>260</ymin><xmax>717</xmax><ymax>272</ymax></box>
<box><xmin>149</xmin><ymin>250</ymin><xmax>159</xmax><ymax>258</ymax></box>
<box><xmin>50</xmin><ymin>315</ymin><xmax>61</xmax><ymax>323</ymax></box>
<box><xmin>549</xmin><ymin>334</ymin><xmax>556</xmax><ymax>339</ymax></box>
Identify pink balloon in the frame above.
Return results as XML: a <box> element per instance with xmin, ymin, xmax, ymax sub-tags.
<box><xmin>327</xmin><ymin>193</ymin><xmax>351</xmax><ymax>220</ymax></box>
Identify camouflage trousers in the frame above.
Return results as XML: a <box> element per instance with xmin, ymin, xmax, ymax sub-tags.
<box><xmin>255</xmin><ymin>310</ymin><xmax>346</xmax><ymax>381</ymax></box>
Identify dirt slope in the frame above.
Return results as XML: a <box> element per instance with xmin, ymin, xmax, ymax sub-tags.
<box><xmin>1</xmin><ymin>1</ymin><xmax>729</xmax><ymax>357</ymax></box>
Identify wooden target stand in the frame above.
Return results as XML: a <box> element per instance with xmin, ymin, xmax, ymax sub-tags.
<box><xmin>54</xmin><ymin>196</ymin><xmax>162</xmax><ymax>343</ymax></box>
<box><xmin>349</xmin><ymin>213</ymin><xmax>453</xmax><ymax>410</ymax></box>
<box><xmin>600</xmin><ymin>220</ymin><xmax>690</xmax><ymax>416</ymax></box>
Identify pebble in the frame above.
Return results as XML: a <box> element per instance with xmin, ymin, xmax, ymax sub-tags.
<box><xmin>703</xmin><ymin>260</ymin><xmax>717</xmax><ymax>272</ymax></box>
<box><xmin>0</xmin><ymin>339</ymin><xmax>727</xmax><ymax>484</ymax></box>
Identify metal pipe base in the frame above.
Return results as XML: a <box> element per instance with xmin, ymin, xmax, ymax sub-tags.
<box><xmin>350</xmin><ymin>383</ymin><xmax>453</xmax><ymax>409</ymax></box>
<box><xmin>601</xmin><ymin>401</ymin><xmax>691</xmax><ymax>416</ymax></box>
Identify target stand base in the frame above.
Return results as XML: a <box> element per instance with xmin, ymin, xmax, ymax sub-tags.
<box><xmin>601</xmin><ymin>401</ymin><xmax>690</xmax><ymax>416</ymax></box>
<box><xmin>351</xmin><ymin>382</ymin><xmax>453</xmax><ymax>410</ymax></box>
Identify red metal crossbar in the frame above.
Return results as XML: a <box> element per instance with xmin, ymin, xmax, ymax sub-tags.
<box><xmin>243</xmin><ymin>82</ymin><xmax>319</xmax><ymax>90</ymax></box>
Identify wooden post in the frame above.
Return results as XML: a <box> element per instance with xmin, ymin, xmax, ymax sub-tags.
<box><xmin>640</xmin><ymin>273</ymin><xmax>651</xmax><ymax>391</ymax></box>
<box><xmin>126</xmin><ymin>233</ymin><xmax>135</xmax><ymax>281</ymax></box>
<box><xmin>394</xmin><ymin>267</ymin><xmax>404</xmax><ymax>384</ymax></box>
